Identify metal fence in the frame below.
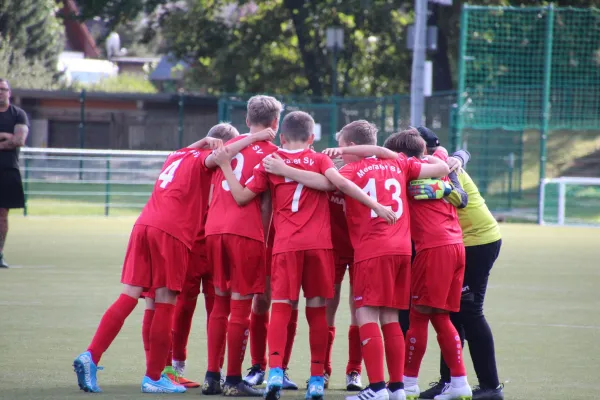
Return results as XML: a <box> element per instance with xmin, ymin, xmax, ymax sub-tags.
<box><xmin>20</xmin><ymin>148</ymin><xmax>168</xmax><ymax>216</ymax></box>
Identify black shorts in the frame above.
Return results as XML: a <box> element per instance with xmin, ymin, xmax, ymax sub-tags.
<box><xmin>0</xmin><ymin>168</ymin><xmax>25</xmax><ymax>209</ymax></box>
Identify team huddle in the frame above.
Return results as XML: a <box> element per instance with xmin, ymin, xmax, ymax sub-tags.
<box><xmin>72</xmin><ymin>95</ymin><xmax>503</xmax><ymax>400</ymax></box>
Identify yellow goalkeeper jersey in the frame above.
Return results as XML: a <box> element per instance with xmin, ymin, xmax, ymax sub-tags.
<box><xmin>454</xmin><ymin>169</ymin><xmax>501</xmax><ymax>247</ymax></box>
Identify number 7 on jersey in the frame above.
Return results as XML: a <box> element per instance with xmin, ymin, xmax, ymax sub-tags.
<box><xmin>285</xmin><ymin>177</ymin><xmax>304</xmax><ymax>212</ymax></box>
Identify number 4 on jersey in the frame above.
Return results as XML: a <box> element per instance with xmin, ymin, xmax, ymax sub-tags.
<box><xmin>158</xmin><ymin>159</ymin><xmax>183</xmax><ymax>188</ymax></box>
<box><xmin>362</xmin><ymin>177</ymin><xmax>403</xmax><ymax>218</ymax></box>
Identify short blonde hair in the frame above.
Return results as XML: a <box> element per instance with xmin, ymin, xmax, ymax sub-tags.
<box><xmin>247</xmin><ymin>95</ymin><xmax>283</xmax><ymax>127</ymax></box>
<box><xmin>337</xmin><ymin>120</ymin><xmax>378</xmax><ymax>145</ymax></box>
<box><xmin>207</xmin><ymin>123</ymin><xmax>239</xmax><ymax>142</ymax></box>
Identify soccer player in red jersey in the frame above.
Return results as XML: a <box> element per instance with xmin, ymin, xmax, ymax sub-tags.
<box><xmin>264</xmin><ymin>121</ymin><xmax>449</xmax><ymax>400</ymax></box>
<box><xmin>202</xmin><ymin>95</ymin><xmax>282</xmax><ymax>397</ymax></box>
<box><xmin>214</xmin><ymin>112</ymin><xmax>396</xmax><ymax>400</ymax></box>
<box><xmin>383</xmin><ymin>129</ymin><xmax>472</xmax><ymax>400</ymax></box>
<box><xmin>166</xmin><ymin>123</ymin><xmax>243</xmax><ymax>388</ymax></box>
<box><xmin>72</xmin><ymin>135</ymin><xmax>224</xmax><ymax>394</ymax></box>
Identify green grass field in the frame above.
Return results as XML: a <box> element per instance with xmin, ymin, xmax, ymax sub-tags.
<box><xmin>1</xmin><ymin>217</ymin><xmax>599</xmax><ymax>400</ymax></box>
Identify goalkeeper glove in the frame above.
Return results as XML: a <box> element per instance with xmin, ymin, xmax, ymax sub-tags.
<box><xmin>409</xmin><ymin>178</ymin><xmax>452</xmax><ymax>200</ymax></box>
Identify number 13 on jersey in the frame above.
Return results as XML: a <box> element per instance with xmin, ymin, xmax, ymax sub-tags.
<box><xmin>362</xmin><ymin>178</ymin><xmax>403</xmax><ymax>218</ymax></box>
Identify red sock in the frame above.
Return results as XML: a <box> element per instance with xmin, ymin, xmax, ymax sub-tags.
<box><xmin>325</xmin><ymin>326</ymin><xmax>336</xmax><ymax>375</ymax></box>
<box><xmin>227</xmin><ymin>299</ymin><xmax>253</xmax><ymax>378</ymax></box>
<box><xmin>205</xmin><ymin>292</ymin><xmax>215</xmax><ymax>329</ymax></box>
<box><xmin>430</xmin><ymin>313</ymin><xmax>467</xmax><ymax>377</ymax></box>
<box><xmin>87</xmin><ymin>294</ymin><xmax>138</xmax><ymax>365</ymax></box>
<box><xmin>306</xmin><ymin>306</ymin><xmax>328</xmax><ymax>377</ymax></box>
<box><xmin>282</xmin><ymin>309</ymin><xmax>298</xmax><ymax>369</ymax></box>
<box><xmin>250</xmin><ymin>310</ymin><xmax>270</xmax><ymax>370</ymax></box>
<box><xmin>146</xmin><ymin>303</ymin><xmax>175</xmax><ymax>380</ymax></box>
<box><xmin>207</xmin><ymin>295</ymin><xmax>230</xmax><ymax>373</ymax></box>
<box><xmin>172</xmin><ymin>296</ymin><xmax>198</xmax><ymax>362</ymax></box>
<box><xmin>359</xmin><ymin>323</ymin><xmax>385</xmax><ymax>384</ymax></box>
<box><xmin>346</xmin><ymin>325</ymin><xmax>362</xmax><ymax>374</ymax></box>
<box><xmin>404</xmin><ymin>309</ymin><xmax>430</xmax><ymax>378</ymax></box>
<box><xmin>142</xmin><ymin>309</ymin><xmax>154</xmax><ymax>368</ymax></box>
<box><xmin>382</xmin><ymin>322</ymin><xmax>405</xmax><ymax>383</ymax></box>
<box><xmin>268</xmin><ymin>303</ymin><xmax>291</xmax><ymax>369</ymax></box>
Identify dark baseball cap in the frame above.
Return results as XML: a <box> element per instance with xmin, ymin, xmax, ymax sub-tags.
<box><xmin>416</xmin><ymin>126</ymin><xmax>440</xmax><ymax>148</ymax></box>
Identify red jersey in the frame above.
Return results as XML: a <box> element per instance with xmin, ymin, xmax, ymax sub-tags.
<box><xmin>339</xmin><ymin>155</ymin><xmax>422</xmax><ymax>263</ymax></box>
<box><xmin>409</xmin><ymin>149</ymin><xmax>463</xmax><ymax>252</ymax></box>
<box><xmin>245</xmin><ymin>148</ymin><xmax>335</xmax><ymax>255</ymax></box>
<box><xmin>191</xmin><ymin>151</ymin><xmax>215</xmax><ymax>252</ymax></box>
<box><xmin>205</xmin><ymin>135</ymin><xmax>278</xmax><ymax>242</ymax></box>
<box><xmin>327</xmin><ymin>191</ymin><xmax>354</xmax><ymax>259</ymax></box>
<box><xmin>136</xmin><ymin>148</ymin><xmax>210</xmax><ymax>249</ymax></box>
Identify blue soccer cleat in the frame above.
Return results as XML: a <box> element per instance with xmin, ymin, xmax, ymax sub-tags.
<box><xmin>141</xmin><ymin>374</ymin><xmax>187</xmax><ymax>393</ymax></box>
<box><xmin>73</xmin><ymin>351</ymin><xmax>103</xmax><ymax>393</ymax></box>
<box><xmin>264</xmin><ymin>367</ymin><xmax>284</xmax><ymax>400</ymax></box>
<box><xmin>306</xmin><ymin>375</ymin><xmax>325</xmax><ymax>400</ymax></box>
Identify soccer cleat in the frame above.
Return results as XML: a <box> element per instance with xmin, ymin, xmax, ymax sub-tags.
<box><xmin>346</xmin><ymin>371</ymin><xmax>363</xmax><ymax>391</ymax></box>
<box><xmin>223</xmin><ymin>381</ymin><xmax>265</xmax><ymax>397</ymax></box>
<box><xmin>306</xmin><ymin>373</ymin><xmax>329</xmax><ymax>390</ymax></box>
<box><xmin>472</xmin><ymin>384</ymin><xmax>504</xmax><ymax>400</ymax></box>
<box><xmin>404</xmin><ymin>383</ymin><xmax>420</xmax><ymax>400</ymax></box>
<box><xmin>420</xmin><ymin>380</ymin><xmax>449</xmax><ymax>399</ymax></box>
<box><xmin>264</xmin><ymin>367</ymin><xmax>284</xmax><ymax>400</ymax></box>
<box><xmin>163</xmin><ymin>366</ymin><xmax>181</xmax><ymax>384</ymax></box>
<box><xmin>305</xmin><ymin>376</ymin><xmax>325</xmax><ymax>400</ymax></box>
<box><xmin>0</xmin><ymin>253</ymin><xmax>8</xmax><ymax>268</ymax></box>
<box><xmin>171</xmin><ymin>361</ymin><xmax>201</xmax><ymax>388</ymax></box>
<box><xmin>202</xmin><ymin>375</ymin><xmax>223</xmax><ymax>395</ymax></box>
<box><xmin>346</xmin><ymin>386</ymin><xmax>389</xmax><ymax>400</ymax></box>
<box><xmin>388</xmin><ymin>388</ymin><xmax>407</xmax><ymax>400</ymax></box>
<box><xmin>244</xmin><ymin>364</ymin><xmax>266</xmax><ymax>386</ymax></box>
<box><xmin>434</xmin><ymin>382</ymin><xmax>472</xmax><ymax>400</ymax></box>
<box><xmin>73</xmin><ymin>351</ymin><xmax>103</xmax><ymax>393</ymax></box>
<box><xmin>282</xmin><ymin>369</ymin><xmax>298</xmax><ymax>390</ymax></box>
<box><xmin>221</xmin><ymin>369</ymin><xmax>226</xmax><ymax>389</ymax></box>
<box><xmin>141</xmin><ymin>374</ymin><xmax>187</xmax><ymax>393</ymax></box>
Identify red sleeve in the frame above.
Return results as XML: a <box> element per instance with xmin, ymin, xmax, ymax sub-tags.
<box><xmin>197</xmin><ymin>150</ymin><xmax>211</xmax><ymax>171</ymax></box>
<box><xmin>397</xmin><ymin>155</ymin><xmax>422</xmax><ymax>182</ymax></box>
<box><xmin>263</xmin><ymin>141</ymin><xmax>279</xmax><ymax>156</ymax></box>
<box><xmin>433</xmin><ymin>147</ymin><xmax>449</xmax><ymax>161</ymax></box>
<box><xmin>318</xmin><ymin>154</ymin><xmax>335</xmax><ymax>174</ymax></box>
<box><xmin>339</xmin><ymin>163</ymin><xmax>354</xmax><ymax>180</ymax></box>
<box><xmin>245</xmin><ymin>163</ymin><xmax>269</xmax><ymax>194</ymax></box>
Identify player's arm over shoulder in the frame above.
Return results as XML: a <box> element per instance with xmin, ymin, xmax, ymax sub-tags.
<box><xmin>262</xmin><ymin>152</ymin><xmax>335</xmax><ymax>191</ymax></box>
<box><xmin>212</xmin><ymin>147</ymin><xmax>260</xmax><ymax>206</ymax></box>
<box><xmin>415</xmin><ymin>155</ymin><xmax>450</xmax><ymax>179</ymax></box>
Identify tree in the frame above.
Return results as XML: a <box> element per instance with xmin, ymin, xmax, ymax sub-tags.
<box><xmin>0</xmin><ymin>41</ymin><xmax>57</xmax><ymax>89</ymax></box>
<box><xmin>0</xmin><ymin>0</ymin><xmax>64</xmax><ymax>74</ymax></box>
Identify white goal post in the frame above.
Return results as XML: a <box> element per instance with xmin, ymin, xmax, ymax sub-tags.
<box><xmin>540</xmin><ymin>177</ymin><xmax>600</xmax><ymax>226</ymax></box>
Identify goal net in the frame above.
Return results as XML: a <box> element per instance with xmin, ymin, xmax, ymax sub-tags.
<box><xmin>540</xmin><ymin>177</ymin><xmax>600</xmax><ymax>226</ymax></box>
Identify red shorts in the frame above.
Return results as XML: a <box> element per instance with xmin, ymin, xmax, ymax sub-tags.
<box><xmin>352</xmin><ymin>255</ymin><xmax>411</xmax><ymax>309</ymax></box>
<box><xmin>182</xmin><ymin>242</ymin><xmax>214</xmax><ymax>299</ymax></box>
<box><xmin>207</xmin><ymin>234</ymin><xmax>266</xmax><ymax>296</ymax></box>
<box><xmin>265</xmin><ymin>246</ymin><xmax>273</xmax><ymax>277</ymax></box>
<box><xmin>271</xmin><ymin>249</ymin><xmax>334</xmax><ymax>301</ymax></box>
<box><xmin>411</xmin><ymin>244</ymin><xmax>466</xmax><ymax>312</ymax></box>
<box><xmin>334</xmin><ymin>252</ymin><xmax>354</xmax><ymax>285</ymax></box>
<box><xmin>121</xmin><ymin>224</ymin><xmax>189</xmax><ymax>293</ymax></box>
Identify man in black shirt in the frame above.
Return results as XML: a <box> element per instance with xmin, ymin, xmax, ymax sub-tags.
<box><xmin>0</xmin><ymin>79</ymin><xmax>30</xmax><ymax>268</ymax></box>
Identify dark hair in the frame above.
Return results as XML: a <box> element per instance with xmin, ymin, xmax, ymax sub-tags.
<box><xmin>383</xmin><ymin>128</ymin><xmax>426</xmax><ymax>158</ymax></box>
<box><xmin>207</xmin><ymin>123</ymin><xmax>239</xmax><ymax>142</ymax></box>
<box><xmin>337</xmin><ymin>120</ymin><xmax>377</xmax><ymax>145</ymax></box>
<box><xmin>0</xmin><ymin>79</ymin><xmax>11</xmax><ymax>90</ymax></box>
<box><xmin>281</xmin><ymin>111</ymin><xmax>314</xmax><ymax>142</ymax></box>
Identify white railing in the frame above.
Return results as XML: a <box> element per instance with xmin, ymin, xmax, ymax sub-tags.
<box><xmin>19</xmin><ymin>147</ymin><xmax>170</xmax><ymax>216</ymax></box>
<box><xmin>540</xmin><ymin>176</ymin><xmax>600</xmax><ymax>226</ymax></box>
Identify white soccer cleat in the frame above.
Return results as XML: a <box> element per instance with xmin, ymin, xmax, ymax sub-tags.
<box><xmin>434</xmin><ymin>382</ymin><xmax>472</xmax><ymax>400</ymax></box>
<box><xmin>388</xmin><ymin>388</ymin><xmax>406</xmax><ymax>400</ymax></box>
<box><xmin>346</xmin><ymin>371</ymin><xmax>363</xmax><ymax>391</ymax></box>
<box><xmin>404</xmin><ymin>384</ymin><xmax>420</xmax><ymax>400</ymax></box>
<box><xmin>346</xmin><ymin>386</ymin><xmax>389</xmax><ymax>400</ymax></box>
